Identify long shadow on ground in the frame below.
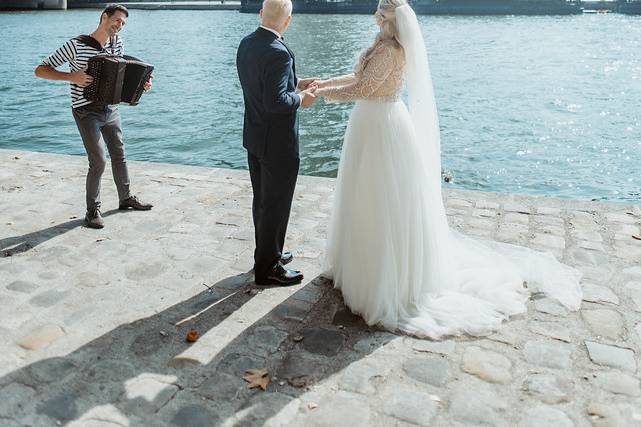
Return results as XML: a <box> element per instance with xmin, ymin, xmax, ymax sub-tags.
<box><xmin>0</xmin><ymin>210</ymin><xmax>123</xmax><ymax>257</ymax></box>
<box><xmin>0</xmin><ymin>272</ymin><xmax>394</xmax><ymax>426</ymax></box>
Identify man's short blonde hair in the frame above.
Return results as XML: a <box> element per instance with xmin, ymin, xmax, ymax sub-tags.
<box><xmin>261</xmin><ymin>0</ymin><xmax>293</xmax><ymax>26</ymax></box>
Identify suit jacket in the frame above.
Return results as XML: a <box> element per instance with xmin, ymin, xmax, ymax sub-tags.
<box><xmin>236</xmin><ymin>27</ymin><xmax>300</xmax><ymax>158</ymax></box>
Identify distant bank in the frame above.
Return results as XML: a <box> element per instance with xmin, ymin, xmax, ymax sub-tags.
<box><xmin>238</xmin><ymin>0</ymin><xmax>641</xmax><ymax>15</ymax></box>
<box><xmin>0</xmin><ymin>0</ymin><xmax>238</xmax><ymax>11</ymax></box>
<box><xmin>2</xmin><ymin>0</ymin><xmax>640</xmax><ymax>15</ymax></box>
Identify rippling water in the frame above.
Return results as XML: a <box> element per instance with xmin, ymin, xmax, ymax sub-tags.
<box><xmin>1</xmin><ymin>10</ymin><xmax>640</xmax><ymax>202</ymax></box>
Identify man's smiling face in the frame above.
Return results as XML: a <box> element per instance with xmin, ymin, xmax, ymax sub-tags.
<box><xmin>102</xmin><ymin>10</ymin><xmax>127</xmax><ymax>36</ymax></box>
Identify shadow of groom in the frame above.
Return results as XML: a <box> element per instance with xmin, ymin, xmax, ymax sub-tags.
<box><xmin>0</xmin><ymin>273</ymin><xmax>394</xmax><ymax>426</ymax></box>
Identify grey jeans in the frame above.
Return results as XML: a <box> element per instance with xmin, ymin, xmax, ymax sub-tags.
<box><xmin>72</xmin><ymin>103</ymin><xmax>131</xmax><ymax>211</ymax></box>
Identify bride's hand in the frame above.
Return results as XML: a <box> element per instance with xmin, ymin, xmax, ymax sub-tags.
<box><xmin>312</xmin><ymin>79</ymin><xmax>328</xmax><ymax>89</ymax></box>
<box><xmin>297</xmin><ymin>77</ymin><xmax>320</xmax><ymax>91</ymax></box>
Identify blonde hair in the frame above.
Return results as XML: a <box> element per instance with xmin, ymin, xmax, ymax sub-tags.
<box><xmin>261</xmin><ymin>0</ymin><xmax>292</xmax><ymax>27</ymax></box>
<box><xmin>355</xmin><ymin>0</ymin><xmax>406</xmax><ymax>74</ymax></box>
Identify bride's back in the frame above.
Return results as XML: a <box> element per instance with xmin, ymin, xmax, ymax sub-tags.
<box><xmin>353</xmin><ymin>39</ymin><xmax>406</xmax><ymax>102</ymax></box>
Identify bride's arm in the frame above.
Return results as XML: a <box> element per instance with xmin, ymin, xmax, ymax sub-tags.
<box><xmin>315</xmin><ymin>73</ymin><xmax>357</xmax><ymax>89</ymax></box>
<box><xmin>316</xmin><ymin>44</ymin><xmax>395</xmax><ymax>102</ymax></box>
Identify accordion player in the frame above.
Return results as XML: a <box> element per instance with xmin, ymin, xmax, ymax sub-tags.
<box><xmin>84</xmin><ymin>55</ymin><xmax>154</xmax><ymax>106</ymax></box>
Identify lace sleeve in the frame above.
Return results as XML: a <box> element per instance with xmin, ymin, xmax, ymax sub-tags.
<box><xmin>322</xmin><ymin>73</ymin><xmax>356</xmax><ymax>87</ymax></box>
<box><xmin>317</xmin><ymin>44</ymin><xmax>396</xmax><ymax>102</ymax></box>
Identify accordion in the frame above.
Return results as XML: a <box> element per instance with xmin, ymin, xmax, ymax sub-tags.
<box><xmin>84</xmin><ymin>55</ymin><xmax>154</xmax><ymax>106</ymax></box>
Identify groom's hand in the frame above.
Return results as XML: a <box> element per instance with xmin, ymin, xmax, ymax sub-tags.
<box><xmin>300</xmin><ymin>86</ymin><xmax>317</xmax><ymax>108</ymax></box>
<box><xmin>297</xmin><ymin>77</ymin><xmax>320</xmax><ymax>91</ymax></box>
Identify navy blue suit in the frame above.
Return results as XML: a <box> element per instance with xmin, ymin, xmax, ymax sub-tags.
<box><xmin>237</xmin><ymin>27</ymin><xmax>301</xmax><ymax>280</ymax></box>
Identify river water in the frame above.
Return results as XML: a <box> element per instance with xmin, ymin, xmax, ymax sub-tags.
<box><xmin>1</xmin><ymin>10</ymin><xmax>640</xmax><ymax>202</ymax></box>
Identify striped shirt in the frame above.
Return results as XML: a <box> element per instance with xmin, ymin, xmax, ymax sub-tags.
<box><xmin>41</xmin><ymin>35</ymin><xmax>124</xmax><ymax>109</ymax></box>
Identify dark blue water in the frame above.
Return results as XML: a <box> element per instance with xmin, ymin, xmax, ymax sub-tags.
<box><xmin>1</xmin><ymin>10</ymin><xmax>640</xmax><ymax>202</ymax></box>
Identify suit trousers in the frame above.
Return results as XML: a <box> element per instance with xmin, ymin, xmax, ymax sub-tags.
<box><xmin>248</xmin><ymin>150</ymin><xmax>300</xmax><ymax>280</ymax></box>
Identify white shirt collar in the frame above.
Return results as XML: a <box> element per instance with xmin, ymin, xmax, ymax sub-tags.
<box><xmin>260</xmin><ymin>25</ymin><xmax>282</xmax><ymax>39</ymax></box>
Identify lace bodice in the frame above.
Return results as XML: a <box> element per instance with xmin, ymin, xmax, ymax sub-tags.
<box><xmin>317</xmin><ymin>41</ymin><xmax>405</xmax><ymax>102</ymax></box>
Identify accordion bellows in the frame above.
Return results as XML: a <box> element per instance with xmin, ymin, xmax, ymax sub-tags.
<box><xmin>84</xmin><ymin>55</ymin><xmax>153</xmax><ymax>106</ymax></box>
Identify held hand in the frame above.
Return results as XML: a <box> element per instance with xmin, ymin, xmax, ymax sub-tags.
<box><xmin>297</xmin><ymin>76</ymin><xmax>320</xmax><ymax>91</ymax></box>
<box><xmin>69</xmin><ymin>69</ymin><xmax>93</xmax><ymax>87</ymax></box>
<box><xmin>300</xmin><ymin>86</ymin><xmax>317</xmax><ymax>108</ymax></box>
<box><xmin>143</xmin><ymin>74</ymin><xmax>153</xmax><ymax>92</ymax></box>
<box><xmin>311</xmin><ymin>79</ymin><xmax>328</xmax><ymax>89</ymax></box>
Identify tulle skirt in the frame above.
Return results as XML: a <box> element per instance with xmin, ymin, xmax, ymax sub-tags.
<box><xmin>324</xmin><ymin>100</ymin><xmax>582</xmax><ymax>339</ymax></box>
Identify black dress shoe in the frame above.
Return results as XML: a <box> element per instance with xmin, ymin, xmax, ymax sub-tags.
<box><xmin>280</xmin><ymin>251</ymin><xmax>293</xmax><ymax>266</ymax></box>
<box><xmin>251</xmin><ymin>252</ymin><xmax>294</xmax><ymax>273</ymax></box>
<box><xmin>255</xmin><ymin>264</ymin><xmax>303</xmax><ymax>286</ymax></box>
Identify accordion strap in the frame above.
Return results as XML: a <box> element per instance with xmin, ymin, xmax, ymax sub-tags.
<box><xmin>74</xmin><ymin>34</ymin><xmax>118</xmax><ymax>55</ymax></box>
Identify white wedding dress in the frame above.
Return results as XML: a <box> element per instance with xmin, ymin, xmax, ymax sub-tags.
<box><xmin>317</xmin><ymin>6</ymin><xmax>582</xmax><ymax>339</ymax></box>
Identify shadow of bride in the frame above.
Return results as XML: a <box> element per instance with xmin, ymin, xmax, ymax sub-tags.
<box><xmin>0</xmin><ymin>209</ymin><xmax>122</xmax><ymax>257</ymax></box>
<box><xmin>0</xmin><ymin>273</ymin><xmax>393</xmax><ymax>426</ymax></box>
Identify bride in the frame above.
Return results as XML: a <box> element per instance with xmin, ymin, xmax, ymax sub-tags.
<box><xmin>314</xmin><ymin>0</ymin><xmax>582</xmax><ymax>339</ymax></box>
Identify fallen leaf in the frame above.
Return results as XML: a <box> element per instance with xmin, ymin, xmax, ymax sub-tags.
<box><xmin>159</xmin><ymin>330</ymin><xmax>168</xmax><ymax>337</ymax></box>
<box><xmin>244</xmin><ymin>368</ymin><xmax>270</xmax><ymax>391</ymax></box>
<box><xmin>307</xmin><ymin>402</ymin><xmax>318</xmax><ymax>410</ymax></box>
<box><xmin>632</xmin><ymin>235</ymin><xmax>641</xmax><ymax>241</ymax></box>
<box><xmin>186</xmin><ymin>329</ymin><xmax>199</xmax><ymax>343</ymax></box>
<box><xmin>292</xmin><ymin>335</ymin><xmax>304</xmax><ymax>342</ymax></box>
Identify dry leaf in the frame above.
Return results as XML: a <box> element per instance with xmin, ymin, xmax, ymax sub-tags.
<box><xmin>186</xmin><ymin>329</ymin><xmax>199</xmax><ymax>343</ymax></box>
<box><xmin>308</xmin><ymin>402</ymin><xmax>318</xmax><ymax>410</ymax></box>
<box><xmin>159</xmin><ymin>330</ymin><xmax>168</xmax><ymax>337</ymax></box>
<box><xmin>244</xmin><ymin>368</ymin><xmax>270</xmax><ymax>391</ymax></box>
<box><xmin>293</xmin><ymin>335</ymin><xmax>304</xmax><ymax>342</ymax></box>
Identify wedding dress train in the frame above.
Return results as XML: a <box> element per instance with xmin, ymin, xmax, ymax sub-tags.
<box><xmin>317</xmin><ymin>6</ymin><xmax>582</xmax><ymax>339</ymax></box>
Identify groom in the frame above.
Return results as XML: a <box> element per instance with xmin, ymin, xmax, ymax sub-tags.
<box><xmin>236</xmin><ymin>0</ymin><xmax>317</xmax><ymax>286</ymax></box>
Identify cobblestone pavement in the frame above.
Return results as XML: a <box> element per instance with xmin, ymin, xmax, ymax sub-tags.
<box><xmin>1</xmin><ymin>149</ymin><xmax>640</xmax><ymax>426</ymax></box>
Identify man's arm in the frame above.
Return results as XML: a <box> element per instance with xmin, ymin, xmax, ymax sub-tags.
<box><xmin>34</xmin><ymin>39</ymin><xmax>93</xmax><ymax>87</ymax></box>
<box><xmin>263</xmin><ymin>49</ymin><xmax>304</xmax><ymax>114</ymax></box>
<box><xmin>35</xmin><ymin>65</ymin><xmax>92</xmax><ymax>87</ymax></box>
